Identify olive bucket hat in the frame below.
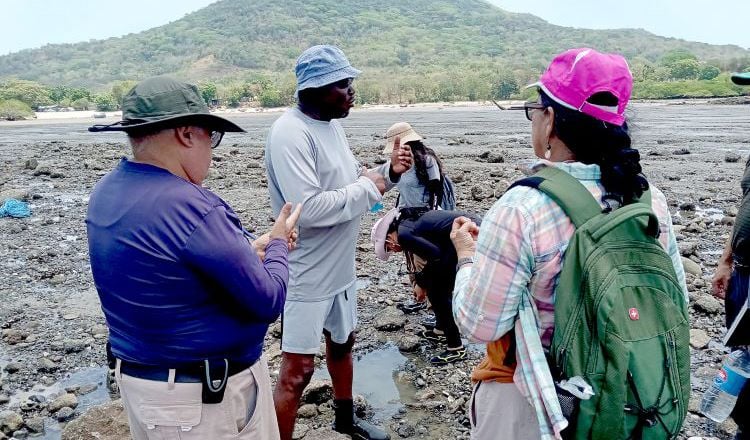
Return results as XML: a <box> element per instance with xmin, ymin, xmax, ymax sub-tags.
<box><xmin>89</xmin><ymin>76</ymin><xmax>244</xmax><ymax>133</ymax></box>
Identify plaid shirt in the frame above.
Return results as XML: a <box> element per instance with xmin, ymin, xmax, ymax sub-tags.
<box><xmin>453</xmin><ymin>160</ymin><xmax>687</xmax><ymax>440</ymax></box>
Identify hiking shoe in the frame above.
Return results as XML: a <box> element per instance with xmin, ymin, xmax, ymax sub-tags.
<box><xmin>419</xmin><ymin>314</ymin><xmax>436</xmax><ymax>329</ymax></box>
<box><xmin>333</xmin><ymin>415</ymin><xmax>391</xmax><ymax>440</ymax></box>
<box><xmin>417</xmin><ymin>329</ymin><xmax>446</xmax><ymax>343</ymax></box>
<box><xmin>397</xmin><ymin>300</ymin><xmax>427</xmax><ymax>314</ymax></box>
<box><xmin>430</xmin><ymin>347</ymin><xmax>467</xmax><ymax>366</ymax></box>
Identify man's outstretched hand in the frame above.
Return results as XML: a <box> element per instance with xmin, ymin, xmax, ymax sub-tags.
<box><xmin>389</xmin><ymin>136</ymin><xmax>413</xmax><ymax>175</ymax></box>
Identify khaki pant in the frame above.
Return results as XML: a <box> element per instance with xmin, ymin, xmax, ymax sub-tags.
<box><xmin>469</xmin><ymin>381</ymin><xmax>541</xmax><ymax>440</ymax></box>
<box><xmin>115</xmin><ymin>356</ymin><xmax>279</xmax><ymax>440</ymax></box>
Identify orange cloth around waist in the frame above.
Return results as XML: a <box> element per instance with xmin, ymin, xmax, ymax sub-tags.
<box><xmin>471</xmin><ymin>332</ymin><xmax>517</xmax><ymax>383</ymax></box>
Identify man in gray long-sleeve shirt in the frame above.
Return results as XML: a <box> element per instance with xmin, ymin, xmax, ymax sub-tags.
<box><xmin>266</xmin><ymin>46</ymin><xmax>411</xmax><ymax>440</ymax></box>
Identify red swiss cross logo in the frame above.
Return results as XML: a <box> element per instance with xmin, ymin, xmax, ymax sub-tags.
<box><xmin>629</xmin><ymin>308</ymin><xmax>640</xmax><ymax>321</ymax></box>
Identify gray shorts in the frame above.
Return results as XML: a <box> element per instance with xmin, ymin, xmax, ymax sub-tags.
<box><xmin>281</xmin><ymin>285</ymin><xmax>357</xmax><ymax>354</ymax></box>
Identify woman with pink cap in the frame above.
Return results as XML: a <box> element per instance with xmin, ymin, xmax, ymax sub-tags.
<box><xmin>449</xmin><ymin>48</ymin><xmax>688</xmax><ymax>439</ymax></box>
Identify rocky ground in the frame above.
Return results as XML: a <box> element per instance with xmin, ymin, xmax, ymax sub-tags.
<box><xmin>0</xmin><ymin>103</ymin><xmax>749</xmax><ymax>439</ymax></box>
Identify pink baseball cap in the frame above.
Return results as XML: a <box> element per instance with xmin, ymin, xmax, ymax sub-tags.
<box><xmin>529</xmin><ymin>48</ymin><xmax>633</xmax><ymax>126</ymax></box>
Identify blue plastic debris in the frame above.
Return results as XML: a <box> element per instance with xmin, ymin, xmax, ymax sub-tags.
<box><xmin>0</xmin><ymin>199</ymin><xmax>31</xmax><ymax>218</ymax></box>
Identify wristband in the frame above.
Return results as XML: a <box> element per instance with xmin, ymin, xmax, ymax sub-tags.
<box><xmin>456</xmin><ymin>257</ymin><xmax>474</xmax><ymax>271</ymax></box>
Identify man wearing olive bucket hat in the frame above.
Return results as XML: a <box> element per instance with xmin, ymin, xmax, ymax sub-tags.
<box><xmin>711</xmin><ymin>71</ymin><xmax>750</xmax><ymax>440</ymax></box>
<box><xmin>87</xmin><ymin>76</ymin><xmax>301</xmax><ymax>439</ymax></box>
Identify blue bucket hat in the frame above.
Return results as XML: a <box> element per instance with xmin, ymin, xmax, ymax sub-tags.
<box><xmin>295</xmin><ymin>45</ymin><xmax>361</xmax><ymax>96</ymax></box>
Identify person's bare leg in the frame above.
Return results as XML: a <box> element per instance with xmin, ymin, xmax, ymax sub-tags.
<box><xmin>325</xmin><ymin>331</ymin><xmax>354</xmax><ymax>400</ymax></box>
<box><xmin>325</xmin><ymin>332</ymin><xmax>389</xmax><ymax>439</ymax></box>
<box><xmin>273</xmin><ymin>352</ymin><xmax>315</xmax><ymax>440</ymax></box>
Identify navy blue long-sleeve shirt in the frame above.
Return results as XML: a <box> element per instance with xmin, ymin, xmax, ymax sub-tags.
<box><xmin>86</xmin><ymin>159</ymin><xmax>288</xmax><ymax>366</ymax></box>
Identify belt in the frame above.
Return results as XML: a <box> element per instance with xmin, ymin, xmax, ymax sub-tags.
<box><xmin>119</xmin><ymin>359</ymin><xmax>254</xmax><ymax>383</ymax></box>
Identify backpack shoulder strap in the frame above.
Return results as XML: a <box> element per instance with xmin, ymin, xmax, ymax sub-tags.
<box><xmin>509</xmin><ymin>166</ymin><xmax>601</xmax><ymax>228</ymax></box>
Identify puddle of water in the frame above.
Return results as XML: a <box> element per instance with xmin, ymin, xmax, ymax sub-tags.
<box><xmin>5</xmin><ymin>366</ymin><xmax>110</xmax><ymax>440</ymax></box>
<box><xmin>313</xmin><ymin>345</ymin><xmax>413</xmax><ymax>421</ymax></box>
<box><xmin>694</xmin><ymin>206</ymin><xmax>724</xmax><ymax>222</ymax></box>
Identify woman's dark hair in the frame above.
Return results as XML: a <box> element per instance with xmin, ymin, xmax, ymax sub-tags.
<box><xmin>539</xmin><ymin>90</ymin><xmax>648</xmax><ymax>205</ymax></box>
<box><xmin>407</xmin><ymin>140</ymin><xmax>444</xmax><ymax>185</ymax></box>
<box><xmin>407</xmin><ymin>140</ymin><xmax>447</xmax><ymax>208</ymax></box>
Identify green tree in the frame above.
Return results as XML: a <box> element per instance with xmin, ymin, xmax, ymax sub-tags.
<box><xmin>94</xmin><ymin>93</ymin><xmax>117</xmax><ymax>111</ymax></box>
<box><xmin>661</xmin><ymin>50</ymin><xmax>698</xmax><ymax>66</ymax></box>
<box><xmin>0</xmin><ymin>79</ymin><xmax>51</xmax><ymax>109</ymax></box>
<box><xmin>0</xmin><ymin>99</ymin><xmax>34</xmax><ymax>120</ymax></box>
<box><xmin>72</xmin><ymin>98</ymin><xmax>91</xmax><ymax>110</ymax></box>
<box><xmin>111</xmin><ymin>80</ymin><xmax>138</xmax><ymax>107</ymax></box>
<box><xmin>491</xmin><ymin>74</ymin><xmax>519</xmax><ymax>99</ymax></box>
<box><xmin>699</xmin><ymin>64</ymin><xmax>721</xmax><ymax>80</ymax></box>
<box><xmin>668</xmin><ymin>59</ymin><xmax>701</xmax><ymax>80</ymax></box>
<box><xmin>198</xmin><ymin>81</ymin><xmax>218</xmax><ymax>105</ymax></box>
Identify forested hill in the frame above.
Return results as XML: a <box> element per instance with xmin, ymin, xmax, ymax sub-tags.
<box><xmin>1</xmin><ymin>0</ymin><xmax>748</xmax><ymax>89</ymax></box>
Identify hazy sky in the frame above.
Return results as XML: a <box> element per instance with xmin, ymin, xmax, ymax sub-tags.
<box><xmin>1</xmin><ymin>0</ymin><xmax>748</xmax><ymax>56</ymax></box>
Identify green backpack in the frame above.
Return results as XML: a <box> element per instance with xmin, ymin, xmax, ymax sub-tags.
<box><xmin>513</xmin><ymin>167</ymin><xmax>690</xmax><ymax>440</ymax></box>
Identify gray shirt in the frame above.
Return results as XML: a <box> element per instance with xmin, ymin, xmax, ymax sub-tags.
<box><xmin>396</xmin><ymin>155</ymin><xmax>440</xmax><ymax>208</ymax></box>
<box><xmin>266</xmin><ymin>107</ymin><xmax>395</xmax><ymax>301</ymax></box>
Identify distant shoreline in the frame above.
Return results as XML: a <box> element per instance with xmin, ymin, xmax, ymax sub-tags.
<box><xmin>1</xmin><ymin>96</ymin><xmax>747</xmax><ymax>126</ymax></box>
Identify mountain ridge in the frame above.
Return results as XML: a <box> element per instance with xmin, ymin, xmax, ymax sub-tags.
<box><xmin>1</xmin><ymin>0</ymin><xmax>748</xmax><ymax>91</ymax></box>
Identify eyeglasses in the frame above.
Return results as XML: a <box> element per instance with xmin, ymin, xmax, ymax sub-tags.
<box><xmin>209</xmin><ymin>130</ymin><xmax>224</xmax><ymax>149</ymax></box>
<box><xmin>522</xmin><ymin>102</ymin><xmax>546</xmax><ymax>121</ymax></box>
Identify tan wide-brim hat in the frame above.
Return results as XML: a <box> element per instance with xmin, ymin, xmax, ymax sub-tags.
<box><xmin>383</xmin><ymin>122</ymin><xmax>422</xmax><ymax>154</ymax></box>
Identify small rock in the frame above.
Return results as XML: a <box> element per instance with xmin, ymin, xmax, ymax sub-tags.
<box><xmin>269</xmin><ymin>322</ymin><xmax>282</xmax><ymax>339</ymax></box>
<box><xmin>48</xmin><ymin>393</ymin><xmax>78</xmax><ymax>413</ymax></box>
<box><xmin>292</xmin><ymin>423</ymin><xmax>310</xmax><ymax>439</ymax></box>
<box><xmin>63</xmin><ymin>339</ymin><xmax>87</xmax><ymax>354</ymax></box>
<box><xmin>301</xmin><ymin>380</ymin><xmax>333</xmax><ymax>405</ymax></box>
<box><xmin>246</xmin><ymin>160</ymin><xmax>262</xmax><ymax>169</ymax></box>
<box><xmin>11</xmin><ymin>428</ymin><xmax>28</xmax><ymax>439</ymax></box>
<box><xmin>374</xmin><ymin>306</ymin><xmax>407</xmax><ymax>331</ymax></box>
<box><xmin>725</xmin><ymin>152</ymin><xmax>742</xmax><ymax>163</ymax></box>
<box><xmin>2</xmin><ymin>329</ymin><xmax>27</xmax><ymax>345</ymax></box>
<box><xmin>397</xmin><ymin>335</ymin><xmax>420</xmax><ymax>352</ymax></box>
<box><xmin>23</xmin><ymin>417</ymin><xmax>44</xmax><ymax>434</ymax></box>
<box><xmin>678</xmin><ymin>241</ymin><xmax>698</xmax><ymax>257</ymax></box>
<box><xmin>689</xmin><ymin>329</ymin><xmax>711</xmax><ymax>349</ymax></box>
<box><xmin>61</xmin><ymin>400</ymin><xmax>129</xmax><ymax>440</ymax></box>
<box><xmin>0</xmin><ymin>188</ymin><xmax>31</xmax><ymax>202</ymax></box>
<box><xmin>24</xmin><ymin>159</ymin><xmax>38</xmax><ymax>170</ymax></box>
<box><xmin>486</xmin><ymin>152</ymin><xmax>504</xmax><ymax>163</ymax></box>
<box><xmin>681</xmin><ymin>257</ymin><xmax>702</xmax><ymax>277</ymax></box>
<box><xmin>0</xmin><ymin>396</ymin><xmax>8</xmax><ymax>405</ymax></box>
<box><xmin>694</xmin><ymin>295</ymin><xmax>723</xmax><ymax>315</ymax></box>
<box><xmin>33</xmin><ymin>166</ymin><xmax>51</xmax><ymax>176</ymax></box>
<box><xmin>0</xmin><ymin>411</ymin><xmax>24</xmax><ymax>434</ymax></box>
<box><xmin>76</xmin><ymin>384</ymin><xmax>98</xmax><ymax>396</ymax></box>
<box><xmin>679</xmin><ymin>202</ymin><xmax>696</xmax><ymax>212</ymax></box>
<box><xmin>55</xmin><ymin>407</ymin><xmax>75</xmax><ymax>422</ymax></box>
<box><xmin>672</xmin><ymin>148</ymin><xmax>690</xmax><ymax>155</ymax></box>
<box><xmin>90</xmin><ymin>324</ymin><xmax>108</xmax><ymax>337</ymax></box>
<box><xmin>297</xmin><ymin>404</ymin><xmax>318</xmax><ymax>419</ymax></box>
<box><xmin>415</xmin><ymin>389</ymin><xmax>436</xmax><ymax>400</ymax></box>
<box><xmin>396</xmin><ymin>423</ymin><xmax>416</xmax><ymax>437</ymax></box>
<box><xmin>470</xmin><ymin>185</ymin><xmax>485</xmax><ymax>202</ymax></box>
<box><xmin>38</xmin><ymin>358</ymin><xmax>58</xmax><ymax>373</ymax></box>
<box><xmin>493</xmin><ymin>180</ymin><xmax>509</xmax><ymax>198</ymax></box>
<box><xmin>4</xmin><ymin>362</ymin><xmax>21</xmax><ymax>374</ymax></box>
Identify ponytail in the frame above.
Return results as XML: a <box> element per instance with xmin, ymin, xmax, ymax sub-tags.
<box><xmin>539</xmin><ymin>91</ymin><xmax>648</xmax><ymax>205</ymax></box>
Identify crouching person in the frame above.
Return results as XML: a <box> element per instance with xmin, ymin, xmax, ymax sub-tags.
<box><xmin>86</xmin><ymin>77</ymin><xmax>301</xmax><ymax>439</ymax></box>
<box><xmin>372</xmin><ymin>208</ymin><xmax>481</xmax><ymax>365</ymax></box>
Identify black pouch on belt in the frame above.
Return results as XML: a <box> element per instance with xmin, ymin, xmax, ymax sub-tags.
<box><xmin>200</xmin><ymin>359</ymin><xmax>229</xmax><ymax>404</ymax></box>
